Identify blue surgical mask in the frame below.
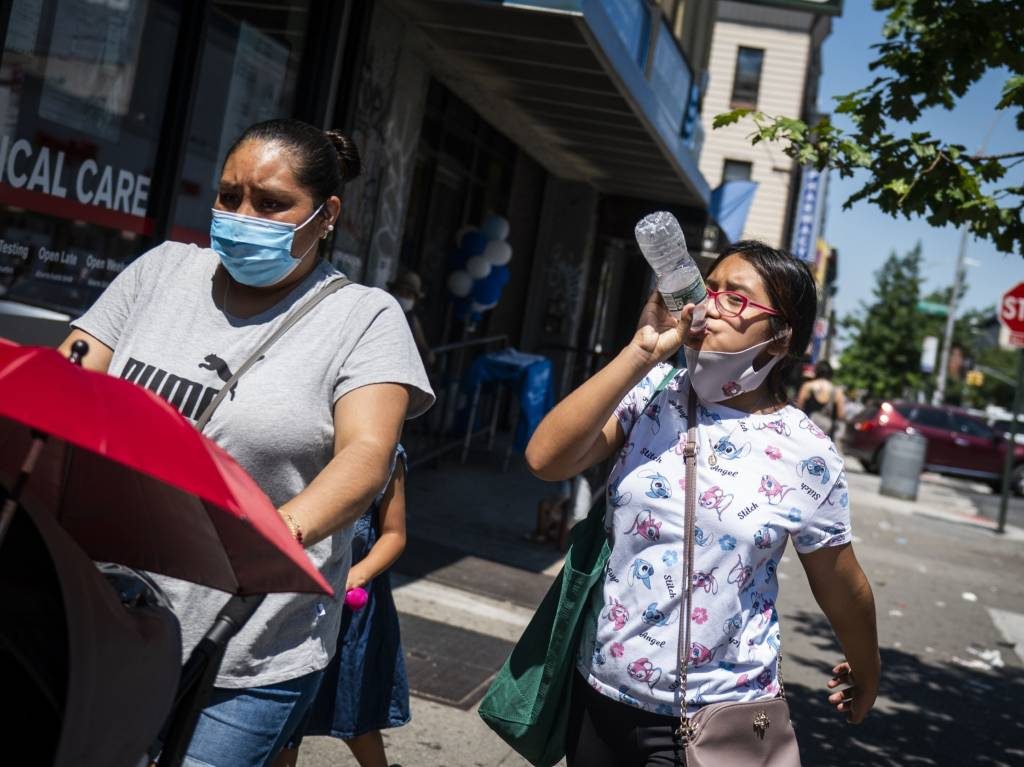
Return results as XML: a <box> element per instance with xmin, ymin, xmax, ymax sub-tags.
<box><xmin>210</xmin><ymin>204</ymin><xmax>324</xmax><ymax>287</ymax></box>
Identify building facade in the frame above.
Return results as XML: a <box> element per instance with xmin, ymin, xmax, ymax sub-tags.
<box><xmin>697</xmin><ymin>0</ymin><xmax>838</xmax><ymax>249</ymax></box>
<box><xmin>0</xmin><ymin>0</ymin><xmax>720</xmax><ymax>398</ymax></box>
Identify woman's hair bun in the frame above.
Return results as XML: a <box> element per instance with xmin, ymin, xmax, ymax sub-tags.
<box><xmin>324</xmin><ymin>130</ymin><xmax>362</xmax><ymax>184</ymax></box>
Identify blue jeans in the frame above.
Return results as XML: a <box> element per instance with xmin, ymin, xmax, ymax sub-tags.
<box><xmin>181</xmin><ymin>669</ymin><xmax>325</xmax><ymax>767</ymax></box>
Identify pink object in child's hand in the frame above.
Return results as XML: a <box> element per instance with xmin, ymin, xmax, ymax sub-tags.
<box><xmin>345</xmin><ymin>587</ymin><xmax>368</xmax><ymax>610</ymax></box>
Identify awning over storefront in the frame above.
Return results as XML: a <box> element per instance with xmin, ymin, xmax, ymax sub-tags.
<box><xmin>394</xmin><ymin>0</ymin><xmax>711</xmax><ymax>207</ymax></box>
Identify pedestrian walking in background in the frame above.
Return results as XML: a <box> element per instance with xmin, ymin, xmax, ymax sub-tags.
<box><xmin>280</xmin><ymin>445</ymin><xmax>411</xmax><ymax>767</ymax></box>
<box><xmin>796</xmin><ymin>360</ymin><xmax>846</xmax><ymax>440</ymax></box>
<box><xmin>389</xmin><ymin>270</ymin><xmax>436</xmax><ymax>368</ymax></box>
<box><xmin>525</xmin><ymin>241</ymin><xmax>879</xmax><ymax>765</ymax></box>
<box><xmin>60</xmin><ymin>118</ymin><xmax>433</xmax><ymax>766</ymax></box>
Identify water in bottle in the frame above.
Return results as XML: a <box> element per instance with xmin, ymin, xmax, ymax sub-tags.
<box><xmin>634</xmin><ymin>211</ymin><xmax>707</xmax><ymax>332</ymax></box>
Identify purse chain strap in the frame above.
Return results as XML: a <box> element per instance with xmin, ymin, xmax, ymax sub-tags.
<box><xmin>674</xmin><ymin>384</ymin><xmax>787</xmax><ymax>746</ymax></box>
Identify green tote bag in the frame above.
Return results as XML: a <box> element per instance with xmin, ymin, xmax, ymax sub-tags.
<box><xmin>477</xmin><ymin>502</ymin><xmax>609</xmax><ymax>766</ymax></box>
<box><xmin>478</xmin><ymin>366</ymin><xmax>681</xmax><ymax>766</ymax></box>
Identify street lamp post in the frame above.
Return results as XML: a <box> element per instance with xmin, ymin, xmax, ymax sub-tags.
<box><xmin>932</xmin><ymin>226</ymin><xmax>969</xmax><ymax>406</ymax></box>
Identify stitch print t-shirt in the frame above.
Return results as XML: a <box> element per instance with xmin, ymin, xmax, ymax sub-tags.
<box><xmin>577</xmin><ymin>364</ymin><xmax>851</xmax><ymax>715</ymax></box>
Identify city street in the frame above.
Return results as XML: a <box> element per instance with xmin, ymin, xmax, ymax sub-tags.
<box><xmin>297</xmin><ymin>453</ymin><xmax>1024</xmax><ymax>767</ymax></box>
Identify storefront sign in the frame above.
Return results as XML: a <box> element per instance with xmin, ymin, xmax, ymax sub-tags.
<box><xmin>0</xmin><ymin>136</ymin><xmax>151</xmax><ymax>217</ymax></box>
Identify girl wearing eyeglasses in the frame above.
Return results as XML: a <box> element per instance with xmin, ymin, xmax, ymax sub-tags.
<box><xmin>526</xmin><ymin>241</ymin><xmax>879</xmax><ymax>766</ymax></box>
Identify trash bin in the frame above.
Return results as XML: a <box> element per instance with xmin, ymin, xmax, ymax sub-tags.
<box><xmin>879</xmin><ymin>432</ymin><xmax>927</xmax><ymax>500</ymax></box>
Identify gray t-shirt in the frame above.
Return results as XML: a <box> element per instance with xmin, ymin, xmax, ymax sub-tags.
<box><xmin>73</xmin><ymin>241</ymin><xmax>433</xmax><ymax>687</ymax></box>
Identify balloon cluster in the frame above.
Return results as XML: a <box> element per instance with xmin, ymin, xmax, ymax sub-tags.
<box><xmin>445</xmin><ymin>214</ymin><xmax>512</xmax><ymax>322</ymax></box>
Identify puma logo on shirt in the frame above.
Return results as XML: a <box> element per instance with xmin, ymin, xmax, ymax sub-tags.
<box><xmin>198</xmin><ymin>354</ymin><xmax>238</xmax><ymax>400</ymax></box>
<box><xmin>121</xmin><ymin>354</ymin><xmax>235</xmax><ymax>421</ymax></box>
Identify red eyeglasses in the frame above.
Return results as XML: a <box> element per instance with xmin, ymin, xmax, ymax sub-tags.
<box><xmin>706</xmin><ymin>288</ymin><xmax>780</xmax><ymax>318</ymax></box>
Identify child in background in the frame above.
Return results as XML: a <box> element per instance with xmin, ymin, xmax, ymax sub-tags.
<box><xmin>279</xmin><ymin>446</ymin><xmax>410</xmax><ymax>767</ymax></box>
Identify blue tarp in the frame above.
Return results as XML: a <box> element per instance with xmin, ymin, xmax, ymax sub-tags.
<box><xmin>710</xmin><ymin>180</ymin><xmax>758</xmax><ymax>243</ymax></box>
<box><xmin>462</xmin><ymin>349</ymin><xmax>555</xmax><ymax>450</ymax></box>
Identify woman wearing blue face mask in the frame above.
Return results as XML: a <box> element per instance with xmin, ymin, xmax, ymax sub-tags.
<box><xmin>525</xmin><ymin>242</ymin><xmax>879</xmax><ymax>766</ymax></box>
<box><xmin>59</xmin><ymin>119</ymin><xmax>434</xmax><ymax>766</ymax></box>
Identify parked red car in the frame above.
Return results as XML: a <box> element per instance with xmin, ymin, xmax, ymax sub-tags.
<box><xmin>843</xmin><ymin>400</ymin><xmax>1024</xmax><ymax>495</ymax></box>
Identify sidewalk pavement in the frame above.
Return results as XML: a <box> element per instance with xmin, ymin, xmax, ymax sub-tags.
<box><xmin>298</xmin><ymin>446</ymin><xmax>1024</xmax><ymax>767</ymax></box>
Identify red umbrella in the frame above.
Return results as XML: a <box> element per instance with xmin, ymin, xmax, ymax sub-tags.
<box><xmin>0</xmin><ymin>341</ymin><xmax>331</xmax><ymax>597</ymax></box>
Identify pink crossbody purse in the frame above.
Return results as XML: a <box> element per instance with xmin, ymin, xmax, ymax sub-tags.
<box><xmin>674</xmin><ymin>382</ymin><xmax>801</xmax><ymax>766</ymax></box>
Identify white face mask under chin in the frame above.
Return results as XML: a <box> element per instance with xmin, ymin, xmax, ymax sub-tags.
<box><xmin>683</xmin><ymin>336</ymin><xmax>785</xmax><ymax>403</ymax></box>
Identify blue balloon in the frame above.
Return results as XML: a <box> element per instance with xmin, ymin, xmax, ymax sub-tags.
<box><xmin>461</xmin><ymin>231</ymin><xmax>488</xmax><ymax>257</ymax></box>
<box><xmin>472</xmin><ymin>265</ymin><xmax>511</xmax><ymax>308</ymax></box>
<box><xmin>452</xmin><ymin>295</ymin><xmax>473</xmax><ymax>321</ymax></box>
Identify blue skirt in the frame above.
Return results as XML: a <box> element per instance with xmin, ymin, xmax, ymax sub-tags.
<box><xmin>300</xmin><ymin>513</ymin><xmax>410</xmax><ymax>739</ymax></box>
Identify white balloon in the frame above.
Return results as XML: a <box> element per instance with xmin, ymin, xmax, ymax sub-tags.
<box><xmin>466</xmin><ymin>255</ymin><xmax>492</xmax><ymax>280</ymax></box>
<box><xmin>484</xmin><ymin>239</ymin><xmax>512</xmax><ymax>266</ymax></box>
<box><xmin>482</xmin><ymin>214</ymin><xmax>510</xmax><ymax>241</ymax></box>
<box><xmin>447</xmin><ymin>270</ymin><xmax>473</xmax><ymax>297</ymax></box>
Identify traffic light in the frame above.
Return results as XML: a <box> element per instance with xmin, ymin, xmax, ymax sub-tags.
<box><xmin>965</xmin><ymin>370</ymin><xmax>985</xmax><ymax>387</ymax></box>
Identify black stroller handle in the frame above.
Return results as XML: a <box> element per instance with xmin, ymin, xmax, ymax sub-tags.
<box><xmin>157</xmin><ymin>594</ymin><xmax>266</xmax><ymax>766</ymax></box>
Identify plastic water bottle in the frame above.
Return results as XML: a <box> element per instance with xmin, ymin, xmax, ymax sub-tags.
<box><xmin>634</xmin><ymin>211</ymin><xmax>707</xmax><ymax>332</ymax></box>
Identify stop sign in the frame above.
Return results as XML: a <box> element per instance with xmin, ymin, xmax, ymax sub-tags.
<box><xmin>999</xmin><ymin>282</ymin><xmax>1024</xmax><ymax>347</ymax></box>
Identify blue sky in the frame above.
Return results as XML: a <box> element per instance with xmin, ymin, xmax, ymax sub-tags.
<box><xmin>817</xmin><ymin>2</ymin><xmax>1023</xmax><ymax>324</ymax></box>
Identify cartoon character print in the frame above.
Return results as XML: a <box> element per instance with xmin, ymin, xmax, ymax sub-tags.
<box><xmin>616</xmin><ymin>395</ymin><xmax>639</xmax><ymax>427</ymax></box>
<box><xmin>608</xmin><ymin>475</ymin><xmax>632</xmax><ymax>508</ymax></box>
<box><xmin>642</xmin><ymin>603</ymin><xmax>677</xmax><ymax>627</ymax></box>
<box><xmin>727</xmin><ymin>554</ymin><xmax>753</xmax><ymax>592</ymax></box>
<box><xmin>753</xmin><ymin>523</ymin><xmax>776</xmax><ymax>550</ymax></box>
<box><xmin>692</xmin><ymin>567</ymin><xmax>719</xmax><ymax>595</ymax></box>
<box><xmin>699</xmin><ymin>485</ymin><xmax>733</xmax><ymax>521</ymax></box>
<box><xmin>721</xmin><ymin>381</ymin><xmax>743</xmax><ymax>398</ymax></box>
<box><xmin>799</xmin><ymin>416</ymin><xmax>827</xmax><ymax>440</ymax></box>
<box><xmin>694</xmin><ymin>526</ymin><xmax>715</xmax><ymax>548</ymax></box>
<box><xmin>796</xmin><ymin>531</ymin><xmax>823</xmax><ymax>548</ymax></box>
<box><xmin>755</xmin><ymin>668</ymin><xmax>774</xmax><ymax>690</ymax></box>
<box><xmin>618</xmin><ymin>440</ymin><xmax>635</xmax><ymax>465</ymax></box>
<box><xmin>824</xmin><ymin>521</ymin><xmax>849</xmax><ymax>545</ymax></box>
<box><xmin>767</xmin><ymin>632</ymin><xmax>781</xmax><ymax>653</ymax></box>
<box><xmin>758</xmin><ymin>474</ymin><xmax>796</xmax><ymax>506</ymax></box>
<box><xmin>764</xmin><ymin>445</ymin><xmax>782</xmax><ymax>461</ymax></box>
<box><xmin>627</xmin><ymin>657</ymin><xmax>663</xmax><ymax>691</ymax></box>
<box><xmin>712</xmin><ymin>436</ymin><xmax>751</xmax><ymax>462</ymax></box>
<box><xmin>628</xmin><ymin>558</ymin><xmax>656</xmax><ymax>589</ymax></box>
<box><xmin>763</xmin><ymin>558</ymin><xmax>778</xmax><ymax>583</ymax></box>
<box><xmin>673</xmin><ymin>431</ymin><xmax>688</xmax><ymax>458</ymax></box>
<box><xmin>692</xmin><ymin>681</ymin><xmax>714</xmax><ymax>706</ymax></box>
<box><xmin>798</xmin><ymin>456</ymin><xmax>831</xmax><ymax>485</ymax></box>
<box><xmin>593</xmin><ymin>645</ymin><xmax>607</xmax><ymax>666</ymax></box>
<box><xmin>723</xmin><ymin>613</ymin><xmax>743</xmax><ymax>636</ymax></box>
<box><xmin>755</xmin><ymin>418</ymin><xmax>791</xmax><ymax>437</ymax></box>
<box><xmin>627</xmin><ymin>508</ymin><xmax>662</xmax><ymax>542</ymax></box>
<box><xmin>689</xmin><ymin>642</ymin><xmax>720</xmax><ymax>667</ymax></box>
<box><xmin>618</xmin><ymin>686</ymin><xmax>641</xmax><ymax>708</ymax></box>
<box><xmin>602</xmin><ymin>597</ymin><xmax>629</xmax><ymax>631</ymax></box>
<box><xmin>639</xmin><ymin>470</ymin><xmax>672</xmax><ymax>499</ymax></box>
<box><xmin>662</xmin><ymin>549</ymin><xmax>679</xmax><ymax>567</ymax></box>
<box><xmin>644</xmin><ymin>401</ymin><xmax>663</xmax><ymax>434</ymax></box>
<box><xmin>749</xmin><ymin>593</ymin><xmax>776</xmax><ymax>628</ymax></box>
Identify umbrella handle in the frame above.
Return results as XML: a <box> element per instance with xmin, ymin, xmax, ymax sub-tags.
<box><xmin>0</xmin><ymin>431</ymin><xmax>48</xmax><ymax>550</ymax></box>
<box><xmin>68</xmin><ymin>339</ymin><xmax>89</xmax><ymax>366</ymax></box>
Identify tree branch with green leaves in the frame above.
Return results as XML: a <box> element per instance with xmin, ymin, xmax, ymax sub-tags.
<box><xmin>713</xmin><ymin>0</ymin><xmax>1024</xmax><ymax>254</ymax></box>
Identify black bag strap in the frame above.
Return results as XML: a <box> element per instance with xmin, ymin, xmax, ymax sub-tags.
<box><xmin>195</xmin><ymin>276</ymin><xmax>351</xmax><ymax>431</ymax></box>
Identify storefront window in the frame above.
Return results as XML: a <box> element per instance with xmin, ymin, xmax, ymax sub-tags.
<box><xmin>0</xmin><ymin>0</ymin><xmax>181</xmax><ymax>315</ymax></box>
<box><xmin>170</xmin><ymin>0</ymin><xmax>312</xmax><ymax>245</ymax></box>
